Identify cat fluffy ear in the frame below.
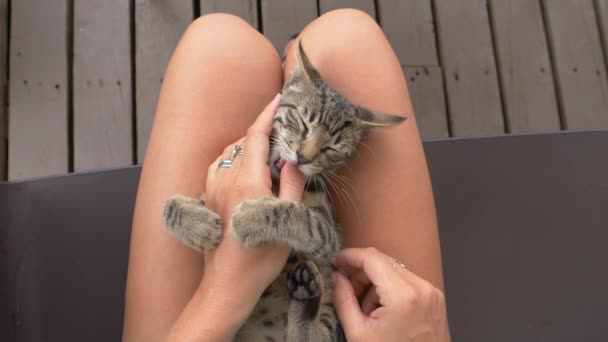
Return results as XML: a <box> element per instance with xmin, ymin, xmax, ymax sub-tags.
<box><xmin>358</xmin><ymin>107</ymin><xmax>407</xmax><ymax>128</ymax></box>
<box><xmin>296</xmin><ymin>41</ymin><xmax>321</xmax><ymax>83</ymax></box>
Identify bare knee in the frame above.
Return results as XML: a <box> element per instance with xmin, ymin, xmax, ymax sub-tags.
<box><xmin>180</xmin><ymin>13</ymin><xmax>281</xmax><ymax>69</ymax></box>
<box><xmin>284</xmin><ymin>7</ymin><xmax>406</xmax><ymax>116</ymax></box>
<box><xmin>310</xmin><ymin>9</ymin><xmax>385</xmax><ymax>49</ymax></box>
<box><xmin>284</xmin><ymin>8</ymin><xmax>394</xmax><ymax>78</ymax></box>
<box><xmin>159</xmin><ymin>12</ymin><xmax>282</xmax><ymax>123</ymax></box>
<box><xmin>189</xmin><ymin>13</ymin><xmax>255</xmax><ymax>41</ymax></box>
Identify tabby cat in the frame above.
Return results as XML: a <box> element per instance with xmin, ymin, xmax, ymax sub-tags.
<box><xmin>163</xmin><ymin>42</ymin><xmax>405</xmax><ymax>341</ymax></box>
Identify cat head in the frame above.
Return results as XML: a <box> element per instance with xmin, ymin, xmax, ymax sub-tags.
<box><xmin>270</xmin><ymin>41</ymin><xmax>406</xmax><ymax>178</ymax></box>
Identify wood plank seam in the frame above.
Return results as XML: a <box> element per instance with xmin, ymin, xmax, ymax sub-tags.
<box><xmin>257</xmin><ymin>0</ymin><xmax>263</xmax><ymax>32</ymax></box>
<box><xmin>594</xmin><ymin>0</ymin><xmax>608</xmax><ymax>76</ymax></box>
<box><xmin>193</xmin><ymin>0</ymin><xmax>201</xmax><ymax>18</ymax></box>
<box><xmin>260</xmin><ymin>0</ymin><xmax>318</xmax><ymax>53</ymax></box>
<box><xmin>135</xmin><ymin>1</ymin><xmax>193</xmax><ymax>162</ymax></box>
<box><xmin>200</xmin><ymin>0</ymin><xmax>259</xmax><ymax>30</ymax></box>
<box><xmin>539</xmin><ymin>0</ymin><xmax>565</xmax><ymax>130</ymax></box>
<box><xmin>430</xmin><ymin>0</ymin><xmax>453</xmax><ymax>136</ymax></box>
<box><xmin>489</xmin><ymin>0</ymin><xmax>561</xmax><ymax>133</ymax></box>
<box><xmin>404</xmin><ymin>66</ymin><xmax>449</xmax><ymax>138</ymax></box>
<box><xmin>373</xmin><ymin>0</ymin><xmax>380</xmax><ymax>23</ymax></box>
<box><xmin>541</xmin><ymin>0</ymin><xmax>608</xmax><ymax>129</ymax></box>
<box><xmin>433</xmin><ymin>0</ymin><xmax>505</xmax><ymax>136</ymax></box>
<box><xmin>68</xmin><ymin>0</ymin><xmax>74</xmax><ymax>172</ymax></box>
<box><xmin>130</xmin><ymin>0</ymin><xmax>137</xmax><ymax>164</ymax></box>
<box><xmin>486</xmin><ymin>0</ymin><xmax>510</xmax><ymax>133</ymax></box>
<box><xmin>0</xmin><ymin>0</ymin><xmax>8</xmax><ymax>179</ymax></box>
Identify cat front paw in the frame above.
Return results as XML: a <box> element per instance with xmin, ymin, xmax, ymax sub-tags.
<box><xmin>231</xmin><ymin>199</ymin><xmax>275</xmax><ymax>248</ymax></box>
<box><xmin>287</xmin><ymin>260</ymin><xmax>322</xmax><ymax>301</ymax></box>
<box><xmin>163</xmin><ymin>195</ymin><xmax>222</xmax><ymax>252</ymax></box>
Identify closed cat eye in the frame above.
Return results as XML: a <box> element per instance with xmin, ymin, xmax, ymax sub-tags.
<box><xmin>320</xmin><ymin>146</ymin><xmax>339</xmax><ymax>153</ymax></box>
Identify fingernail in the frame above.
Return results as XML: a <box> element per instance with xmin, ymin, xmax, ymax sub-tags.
<box><xmin>274</xmin><ymin>93</ymin><xmax>282</xmax><ymax>101</ymax></box>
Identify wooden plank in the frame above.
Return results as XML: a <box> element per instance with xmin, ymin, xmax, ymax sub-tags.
<box><xmin>136</xmin><ymin>0</ymin><xmax>192</xmax><ymax>163</ymax></box>
<box><xmin>200</xmin><ymin>0</ymin><xmax>258</xmax><ymax>29</ymax></box>
<box><xmin>9</xmin><ymin>0</ymin><xmax>69</xmax><ymax>180</ymax></box>
<box><xmin>0</xmin><ymin>0</ymin><xmax>7</xmax><ymax>180</ymax></box>
<box><xmin>73</xmin><ymin>0</ymin><xmax>132</xmax><ymax>171</ymax></box>
<box><xmin>377</xmin><ymin>0</ymin><xmax>439</xmax><ymax>66</ymax></box>
<box><xmin>320</xmin><ymin>0</ymin><xmax>376</xmax><ymax>19</ymax></box>
<box><xmin>543</xmin><ymin>0</ymin><xmax>608</xmax><ymax>129</ymax></box>
<box><xmin>404</xmin><ymin>67</ymin><xmax>449</xmax><ymax>139</ymax></box>
<box><xmin>595</xmin><ymin>0</ymin><xmax>608</xmax><ymax>89</ymax></box>
<box><xmin>489</xmin><ymin>0</ymin><xmax>560</xmax><ymax>133</ymax></box>
<box><xmin>261</xmin><ymin>0</ymin><xmax>317</xmax><ymax>53</ymax></box>
<box><xmin>434</xmin><ymin>0</ymin><xmax>504</xmax><ymax>136</ymax></box>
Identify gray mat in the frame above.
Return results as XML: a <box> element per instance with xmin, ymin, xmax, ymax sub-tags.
<box><xmin>1</xmin><ymin>131</ymin><xmax>607</xmax><ymax>341</ymax></box>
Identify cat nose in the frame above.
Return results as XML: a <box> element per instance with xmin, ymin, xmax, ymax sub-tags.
<box><xmin>296</xmin><ymin>151</ymin><xmax>312</xmax><ymax>165</ymax></box>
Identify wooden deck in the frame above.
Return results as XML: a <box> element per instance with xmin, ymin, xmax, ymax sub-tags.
<box><xmin>1</xmin><ymin>0</ymin><xmax>608</xmax><ymax>180</ymax></box>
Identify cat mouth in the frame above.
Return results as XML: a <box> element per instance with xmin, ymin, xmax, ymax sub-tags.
<box><xmin>275</xmin><ymin>158</ymin><xmax>287</xmax><ymax>172</ymax></box>
<box><xmin>271</xmin><ymin>157</ymin><xmax>287</xmax><ymax>177</ymax></box>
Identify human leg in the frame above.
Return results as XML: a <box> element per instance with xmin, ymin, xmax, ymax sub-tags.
<box><xmin>283</xmin><ymin>9</ymin><xmax>444</xmax><ymax>289</ymax></box>
<box><xmin>123</xmin><ymin>14</ymin><xmax>282</xmax><ymax>341</ymax></box>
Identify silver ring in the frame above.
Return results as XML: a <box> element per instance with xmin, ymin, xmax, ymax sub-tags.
<box><xmin>229</xmin><ymin>144</ymin><xmax>244</xmax><ymax>161</ymax></box>
<box><xmin>393</xmin><ymin>259</ymin><xmax>407</xmax><ymax>269</ymax></box>
<box><xmin>218</xmin><ymin>160</ymin><xmax>232</xmax><ymax>168</ymax></box>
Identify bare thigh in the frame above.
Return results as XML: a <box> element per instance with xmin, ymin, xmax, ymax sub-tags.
<box><xmin>123</xmin><ymin>14</ymin><xmax>282</xmax><ymax>341</ymax></box>
<box><xmin>283</xmin><ymin>9</ymin><xmax>444</xmax><ymax>289</ymax></box>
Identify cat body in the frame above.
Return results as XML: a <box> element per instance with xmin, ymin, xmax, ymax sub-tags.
<box><xmin>163</xmin><ymin>42</ymin><xmax>405</xmax><ymax>341</ymax></box>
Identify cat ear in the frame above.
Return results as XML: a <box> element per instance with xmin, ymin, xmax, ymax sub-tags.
<box><xmin>357</xmin><ymin>107</ymin><xmax>407</xmax><ymax>128</ymax></box>
<box><xmin>296</xmin><ymin>41</ymin><xmax>321</xmax><ymax>83</ymax></box>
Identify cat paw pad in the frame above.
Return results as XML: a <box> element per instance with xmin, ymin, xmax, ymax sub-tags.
<box><xmin>287</xmin><ymin>261</ymin><xmax>322</xmax><ymax>301</ymax></box>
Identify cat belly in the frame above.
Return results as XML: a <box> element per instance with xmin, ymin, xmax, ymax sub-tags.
<box><xmin>236</xmin><ymin>275</ymin><xmax>290</xmax><ymax>342</ymax></box>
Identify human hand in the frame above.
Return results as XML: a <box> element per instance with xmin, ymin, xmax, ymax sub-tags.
<box><xmin>198</xmin><ymin>93</ymin><xmax>306</xmax><ymax>325</ymax></box>
<box><xmin>333</xmin><ymin>248</ymin><xmax>450</xmax><ymax>342</ymax></box>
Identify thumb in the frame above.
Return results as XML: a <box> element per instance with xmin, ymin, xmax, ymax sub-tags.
<box><xmin>279</xmin><ymin>163</ymin><xmax>305</xmax><ymax>201</ymax></box>
<box><xmin>333</xmin><ymin>272</ymin><xmax>365</xmax><ymax>335</ymax></box>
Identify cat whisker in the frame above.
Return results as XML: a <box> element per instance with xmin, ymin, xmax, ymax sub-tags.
<box><xmin>354</xmin><ymin>139</ymin><xmax>377</xmax><ymax>157</ymax></box>
<box><xmin>322</xmin><ymin>174</ymin><xmax>346</xmax><ymax>209</ymax></box>
<box><xmin>327</xmin><ymin>171</ymin><xmax>357</xmax><ymax>195</ymax></box>
<box><xmin>318</xmin><ymin>176</ymin><xmax>336</xmax><ymax>208</ymax></box>
<box><xmin>325</xmin><ymin>172</ymin><xmax>360</xmax><ymax>220</ymax></box>
<box><xmin>329</xmin><ymin>178</ymin><xmax>347</xmax><ymax>210</ymax></box>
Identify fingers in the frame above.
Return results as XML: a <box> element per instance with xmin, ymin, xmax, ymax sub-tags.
<box><xmin>278</xmin><ymin>163</ymin><xmax>305</xmax><ymax>201</ymax></box>
<box><xmin>360</xmin><ymin>286</ymin><xmax>381</xmax><ymax>316</ymax></box>
<box><xmin>249</xmin><ymin>93</ymin><xmax>281</xmax><ymax>135</ymax></box>
<box><xmin>332</xmin><ymin>272</ymin><xmax>365</xmax><ymax>335</ymax></box>
<box><xmin>336</xmin><ymin>248</ymin><xmax>440</xmax><ymax>311</ymax></box>
<box><xmin>334</xmin><ymin>248</ymin><xmax>401</xmax><ymax>289</ymax></box>
<box><xmin>347</xmin><ymin>269</ymin><xmax>373</xmax><ymax>299</ymax></box>
<box><xmin>242</xmin><ymin>94</ymin><xmax>281</xmax><ymax>169</ymax></box>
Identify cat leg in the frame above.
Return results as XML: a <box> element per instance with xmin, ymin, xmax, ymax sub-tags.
<box><xmin>286</xmin><ymin>261</ymin><xmax>345</xmax><ymax>342</ymax></box>
<box><xmin>163</xmin><ymin>195</ymin><xmax>222</xmax><ymax>252</ymax></box>
<box><xmin>231</xmin><ymin>197</ymin><xmax>341</xmax><ymax>262</ymax></box>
